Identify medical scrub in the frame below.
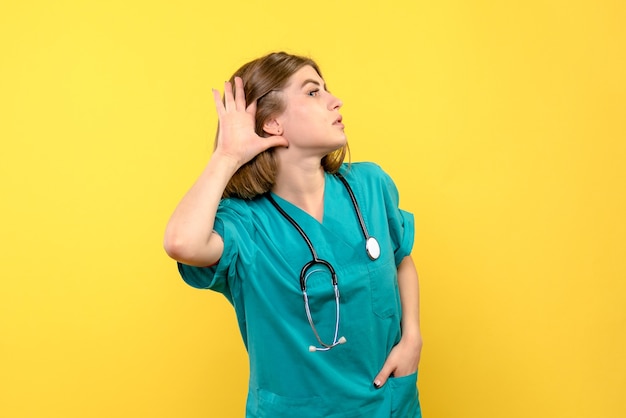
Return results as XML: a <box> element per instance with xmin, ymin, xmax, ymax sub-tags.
<box><xmin>178</xmin><ymin>162</ymin><xmax>421</xmax><ymax>418</ymax></box>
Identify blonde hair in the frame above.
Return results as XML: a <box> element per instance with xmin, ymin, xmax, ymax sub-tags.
<box><xmin>218</xmin><ymin>52</ymin><xmax>348</xmax><ymax>199</ymax></box>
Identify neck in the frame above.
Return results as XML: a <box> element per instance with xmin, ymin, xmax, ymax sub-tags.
<box><xmin>272</xmin><ymin>158</ymin><xmax>326</xmax><ymax>222</ymax></box>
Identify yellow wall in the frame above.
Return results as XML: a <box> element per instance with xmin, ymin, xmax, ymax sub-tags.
<box><xmin>1</xmin><ymin>1</ymin><xmax>624</xmax><ymax>417</ymax></box>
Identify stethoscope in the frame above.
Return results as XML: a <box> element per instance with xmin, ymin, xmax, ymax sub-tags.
<box><xmin>265</xmin><ymin>173</ymin><xmax>380</xmax><ymax>352</ymax></box>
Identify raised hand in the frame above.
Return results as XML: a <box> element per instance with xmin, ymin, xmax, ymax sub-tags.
<box><xmin>212</xmin><ymin>77</ymin><xmax>288</xmax><ymax>168</ymax></box>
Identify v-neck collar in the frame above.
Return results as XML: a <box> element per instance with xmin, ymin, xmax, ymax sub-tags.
<box><xmin>269</xmin><ymin>171</ymin><xmax>333</xmax><ymax>226</ymax></box>
<box><xmin>265</xmin><ymin>172</ymin><xmax>367</xmax><ymax>266</ymax></box>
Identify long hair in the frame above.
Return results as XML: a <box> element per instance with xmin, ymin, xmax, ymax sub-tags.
<box><xmin>218</xmin><ymin>52</ymin><xmax>348</xmax><ymax>199</ymax></box>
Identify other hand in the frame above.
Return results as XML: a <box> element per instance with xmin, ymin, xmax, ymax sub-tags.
<box><xmin>373</xmin><ymin>334</ymin><xmax>422</xmax><ymax>388</ymax></box>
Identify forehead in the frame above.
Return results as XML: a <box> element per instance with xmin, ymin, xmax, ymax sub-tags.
<box><xmin>285</xmin><ymin>65</ymin><xmax>325</xmax><ymax>89</ymax></box>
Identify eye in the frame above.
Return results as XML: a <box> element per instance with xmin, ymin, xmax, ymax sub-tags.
<box><xmin>308</xmin><ymin>89</ymin><xmax>320</xmax><ymax>97</ymax></box>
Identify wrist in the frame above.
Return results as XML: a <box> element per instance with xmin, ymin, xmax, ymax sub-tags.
<box><xmin>401</xmin><ymin>327</ymin><xmax>423</xmax><ymax>349</ymax></box>
<box><xmin>208</xmin><ymin>151</ymin><xmax>242</xmax><ymax>177</ymax></box>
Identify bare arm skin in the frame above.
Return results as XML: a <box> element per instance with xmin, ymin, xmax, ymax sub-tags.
<box><xmin>163</xmin><ymin>77</ymin><xmax>288</xmax><ymax>266</ymax></box>
<box><xmin>373</xmin><ymin>255</ymin><xmax>423</xmax><ymax>387</ymax></box>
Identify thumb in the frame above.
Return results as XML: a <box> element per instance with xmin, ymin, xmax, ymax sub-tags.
<box><xmin>263</xmin><ymin>135</ymin><xmax>289</xmax><ymax>150</ymax></box>
<box><xmin>373</xmin><ymin>362</ymin><xmax>395</xmax><ymax>389</ymax></box>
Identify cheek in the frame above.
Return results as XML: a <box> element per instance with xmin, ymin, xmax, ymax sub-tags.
<box><xmin>283</xmin><ymin>108</ymin><xmax>315</xmax><ymax>131</ymax></box>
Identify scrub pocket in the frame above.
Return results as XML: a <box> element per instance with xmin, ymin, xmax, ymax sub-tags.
<box><xmin>256</xmin><ymin>389</ymin><xmax>327</xmax><ymax>418</ymax></box>
<box><xmin>388</xmin><ymin>372</ymin><xmax>421</xmax><ymax>418</ymax></box>
<box><xmin>368</xmin><ymin>259</ymin><xmax>400</xmax><ymax>319</ymax></box>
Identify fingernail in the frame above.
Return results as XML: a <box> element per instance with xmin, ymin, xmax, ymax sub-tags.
<box><xmin>373</xmin><ymin>380</ymin><xmax>381</xmax><ymax>389</ymax></box>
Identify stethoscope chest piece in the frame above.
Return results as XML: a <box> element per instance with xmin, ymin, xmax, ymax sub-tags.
<box><xmin>366</xmin><ymin>236</ymin><xmax>381</xmax><ymax>260</ymax></box>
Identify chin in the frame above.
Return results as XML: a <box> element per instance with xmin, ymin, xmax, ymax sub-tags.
<box><xmin>332</xmin><ymin>132</ymin><xmax>347</xmax><ymax>147</ymax></box>
<box><xmin>325</xmin><ymin>141</ymin><xmax>346</xmax><ymax>155</ymax></box>
<box><xmin>335</xmin><ymin>136</ymin><xmax>348</xmax><ymax>150</ymax></box>
<box><xmin>311</xmin><ymin>135</ymin><xmax>347</xmax><ymax>156</ymax></box>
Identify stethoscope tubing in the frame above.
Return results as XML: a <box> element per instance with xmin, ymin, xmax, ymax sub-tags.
<box><xmin>302</xmin><ymin>283</ymin><xmax>341</xmax><ymax>350</ymax></box>
<box><xmin>265</xmin><ymin>172</ymin><xmax>378</xmax><ymax>351</ymax></box>
<box><xmin>335</xmin><ymin>173</ymin><xmax>371</xmax><ymax>242</ymax></box>
<box><xmin>265</xmin><ymin>195</ymin><xmax>338</xmax><ymax>291</ymax></box>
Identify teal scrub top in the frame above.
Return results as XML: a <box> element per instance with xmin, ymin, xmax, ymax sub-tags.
<box><xmin>178</xmin><ymin>163</ymin><xmax>421</xmax><ymax>418</ymax></box>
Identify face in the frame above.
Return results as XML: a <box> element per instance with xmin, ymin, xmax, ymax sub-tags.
<box><xmin>269</xmin><ymin>65</ymin><xmax>346</xmax><ymax>155</ymax></box>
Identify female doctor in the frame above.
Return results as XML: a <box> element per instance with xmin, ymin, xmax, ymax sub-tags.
<box><xmin>164</xmin><ymin>52</ymin><xmax>422</xmax><ymax>417</ymax></box>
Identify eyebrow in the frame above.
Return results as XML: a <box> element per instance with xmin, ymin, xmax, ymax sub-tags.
<box><xmin>300</xmin><ymin>79</ymin><xmax>327</xmax><ymax>91</ymax></box>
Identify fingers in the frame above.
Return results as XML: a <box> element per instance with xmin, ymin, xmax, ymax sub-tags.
<box><xmin>234</xmin><ymin>76</ymin><xmax>246</xmax><ymax>110</ymax></box>
<box><xmin>212</xmin><ymin>88</ymin><xmax>224</xmax><ymax>116</ymax></box>
<box><xmin>373</xmin><ymin>363</ymin><xmax>394</xmax><ymax>389</ymax></box>
<box><xmin>219</xmin><ymin>77</ymin><xmax>246</xmax><ymax>112</ymax></box>
<box><xmin>246</xmin><ymin>97</ymin><xmax>257</xmax><ymax>116</ymax></box>
<box><xmin>213</xmin><ymin>77</ymin><xmax>250</xmax><ymax>118</ymax></box>
<box><xmin>263</xmin><ymin>135</ymin><xmax>289</xmax><ymax>150</ymax></box>
<box><xmin>223</xmin><ymin>80</ymin><xmax>235</xmax><ymax>111</ymax></box>
<box><xmin>373</xmin><ymin>342</ymin><xmax>420</xmax><ymax>389</ymax></box>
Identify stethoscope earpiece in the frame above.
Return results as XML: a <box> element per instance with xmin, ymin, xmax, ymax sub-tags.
<box><xmin>308</xmin><ymin>336</ymin><xmax>347</xmax><ymax>352</ymax></box>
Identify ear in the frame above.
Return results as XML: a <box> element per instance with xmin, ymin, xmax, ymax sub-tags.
<box><xmin>262</xmin><ymin>117</ymin><xmax>283</xmax><ymax>136</ymax></box>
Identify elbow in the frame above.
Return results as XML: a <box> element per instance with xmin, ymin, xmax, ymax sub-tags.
<box><xmin>163</xmin><ymin>231</ymin><xmax>190</xmax><ymax>262</ymax></box>
<box><xmin>163</xmin><ymin>230</ymin><xmax>220</xmax><ymax>267</ymax></box>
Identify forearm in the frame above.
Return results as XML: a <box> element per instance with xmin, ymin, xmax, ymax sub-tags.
<box><xmin>373</xmin><ymin>255</ymin><xmax>422</xmax><ymax>384</ymax></box>
<box><xmin>163</xmin><ymin>153</ymin><xmax>239</xmax><ymax>266</ymax></box>
<box><xmin>397</xmin><ymin>255</ymin><xmax>422</xmax><ymax>345</ymax></box>
<box><xmin>164</xmin><ymin>77</ymin><xmax>287</xmax><ymax>266</ymax></box>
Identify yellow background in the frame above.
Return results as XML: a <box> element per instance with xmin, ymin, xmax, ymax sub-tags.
<box><xmin>1</xmin><ymin>0</ymin><xmax>625</xmax><ymax>417</ymax></box>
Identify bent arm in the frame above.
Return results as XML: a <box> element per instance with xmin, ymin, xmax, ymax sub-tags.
<box><xmin>373</xmin><ymin>255</ymin><xmax>422</xmax><ymax>387</ymax></box>
<box><xmin>397</xmin><ymin>255</ymin><xmax>422</xmax><ymax>352</ymax></box>
<box><xmin>163</xmin><ymin>77</ymin><xmax>288</xmax><ymax>267</ymax></box>
<box><xmin>163</xmin><ymin>154</ymin><xmax>238</xmax><ymax>267</ymax></box>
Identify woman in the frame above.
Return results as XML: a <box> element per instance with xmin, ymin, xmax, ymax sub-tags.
<box><xmin>164</xmin><ymin>51</ymin><xmax>422</xmax><ymax>417</ymax></box>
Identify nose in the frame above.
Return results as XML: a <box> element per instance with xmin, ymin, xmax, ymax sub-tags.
<box><xmin>328</xmin><ymin>92</ymin><xmax>343</xmax><ymax>110</ymax></box>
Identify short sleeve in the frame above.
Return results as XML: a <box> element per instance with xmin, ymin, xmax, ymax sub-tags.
<box><xmin>176</xmin><ymin>198</ymin><xmax>255</xmax><ymax>303</ymax></box>
<box><xmin>379</xmin><ymin>167</ymin><xmax>415</xmax><ymax>266</ymax></box>
<box><xmin>346</xmin><ymin>162</ymin><xmax>414</xmax><ymax>266</ymax></box>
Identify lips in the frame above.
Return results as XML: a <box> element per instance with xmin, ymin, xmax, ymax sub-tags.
<box><xmin>333</xmin><ymin>115</ymin><xmax>344</xmax><ymax>127</ymax></box>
